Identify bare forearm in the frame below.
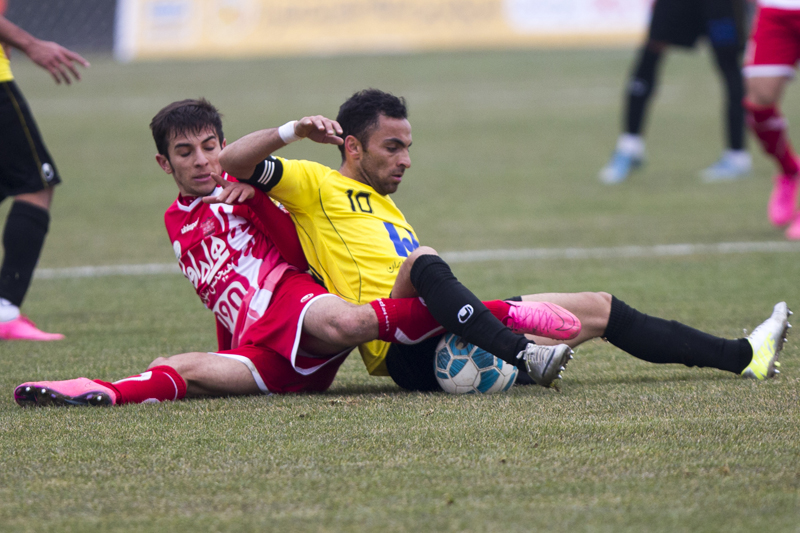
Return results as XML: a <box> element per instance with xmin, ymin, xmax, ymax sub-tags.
<box><xmin>219</xmin><ymin>128</ymin><xmax>285</xmax><ymax>180</ymax></box>
<box><xmin>0</xmin><ymin>16</ymin><xmax>35</xmax><ymax>52</ymax></box>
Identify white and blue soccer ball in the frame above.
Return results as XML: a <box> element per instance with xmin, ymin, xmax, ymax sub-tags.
<box><xmin>434</xmin><ymin>333</ymin><xmax>518</xmax><ymax>394</ymax></box>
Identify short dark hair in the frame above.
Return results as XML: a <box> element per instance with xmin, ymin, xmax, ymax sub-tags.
<box><xmin>150</xmin><ymin>98</ymin><xmax>224</xmax><ymax>160</ymax></box>
<box><xmin>336</xmin><ymin>89</ymin><xmax>407</xmax><ymax>160</ymax></box>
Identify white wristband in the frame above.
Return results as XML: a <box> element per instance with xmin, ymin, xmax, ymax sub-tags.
<box><xmin>278</xmin><ymin>120</ymin><xmax>301</xmax><ymax>144</ymax></box>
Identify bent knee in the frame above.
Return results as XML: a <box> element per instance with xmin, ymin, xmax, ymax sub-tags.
<box><xmin>408</xmin><ymin>246</ymin><xmax>438</xmax><ymax>261</ymax></box>
<box><xmin>148</xmin><ymin>356</ymin><xmax>171</xmax><ymax>369</ymax></box>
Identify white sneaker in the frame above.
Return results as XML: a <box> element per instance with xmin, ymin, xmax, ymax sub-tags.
<box><xmin>701</xmin><ymin>150</ymin><xmax>752</xmax><ymax>182</ymax></box>
<box><xmin>599</xmin><ymin>134</ymin><xmax>645</xmax><ymax>185</ymax></box>
<box><xmin>517</xmin><ymin>343</ymin><xmax>573</xmax><ymax>388</ymax></box>
<box><xmin>742</xmin><ymin>302</ymin><xmax>791</xmax><ymax>380</ymax></box>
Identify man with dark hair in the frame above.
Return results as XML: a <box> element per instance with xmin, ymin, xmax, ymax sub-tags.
<box><xmin>599</xmin><ymin>0</ymin><xmax>752</xmax><ymax>183</ymax></box>
<box><xmin>14</xmin><ymin>98</ymin><xmax>577</xmax><ymax>406</ymax></box>
<box><xmin>219</xmin><ymin>89</ymin><xmax>789</xmax><ymax>391</ymax></box>
<box><xmin>0</xmin><ymin>15</ymin><xmax>89</xmax><ymax>340</ymax></box>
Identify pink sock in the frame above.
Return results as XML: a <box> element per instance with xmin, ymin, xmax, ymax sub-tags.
<box><xmin>100</xmin><ymin>365</ymin><xmax>187</xmax><ymax>404</ymax></box>
<box><xmin>745</xmin><ymin>101</ymin><xmax>799</xmax><ymax>176</ymax></box>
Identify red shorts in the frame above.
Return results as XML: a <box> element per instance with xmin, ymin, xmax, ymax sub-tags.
<box><xmin>213</xmin><ymin>270</ymin><xmax>349</xmax><ymax>394</ymax></box>
<box><xmin>744</xmin><ymin>7</ymin><xmax>800</xmax><ymax>78</ymax></box>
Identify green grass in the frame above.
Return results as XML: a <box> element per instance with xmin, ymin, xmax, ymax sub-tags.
<box><xmin>1</xmin><ymin>48</ymin><xmax>799</xmax><ymax>532</ymax></box>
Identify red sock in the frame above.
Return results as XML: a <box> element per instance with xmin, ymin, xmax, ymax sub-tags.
<box><xmin>370</xmin><ymin>298</ymin><xmax>444</xmax><ymax>344</ymax></box>
<box><xmin>483</xmin><ymin>300</ymin><xmax>513</xmax><ymax>327</ymax></box>
<box><xmin>745</xmin><ymin>100</ymin><xmax>799</xmax><ymax>176</ymax></box>
<box><xmin>369</xmin><ymin>298</ymin><xmax>516</xmax><ymax>345</ymax></box>
<box><xmin>98</xmin><ymin>365</ymin><xmax>187</xmax><ymax>404</ymax></box>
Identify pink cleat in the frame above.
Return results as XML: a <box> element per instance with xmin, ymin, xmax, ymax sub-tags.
<box><xmin>14</xmin><ymin>377</ymin><xmax>117</xmax><ymax>407</ymax></box>
<box><xmin>785</xmin><ymin>213</ymin><xmax>800</xmax><ymax>240</ymax></box>
<box><xmin>505</xmin><ymin>301</ymin><xmax>581</xmax><ymax>341</ymax></box>
<box><xmin>0</xmin><ymin>315</ymin><xmax>64</xmax><ymax>341</ymax></box>
<box><xmin>768</xmin><ymin>171</ymin><xmax>800</xmax><ymax>227</ymax></box>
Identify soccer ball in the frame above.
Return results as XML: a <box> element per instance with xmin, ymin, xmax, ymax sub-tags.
<box><xmin>434</xmin><ymin>333</ymin><xmax>518</xmax><ymax>394</ymax></box>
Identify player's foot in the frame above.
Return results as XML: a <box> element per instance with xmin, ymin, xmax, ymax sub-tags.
<box><xmin>741</xmin><ymin>302</ymin><xmax>791</xmax><ymax>380</ymax></box>
<box><xmin>505</xmin><ymin>301</ymin><xmax>581</xmax><ymax>340</ymax></box>
<box><xmin>786</xmin><ymin>212</ymin><xmax>800</xmax><ymax>240</ymax></box>
<box><xmin>14</xmin><ymin>377</ymin><xmax>117</xmax><ymax>407</ymax></box>
<box><xmin>599</xmin><ymin>150</ymin><xmax>643</xmax><ymax>184</ymax></box>
<box><xmin>700</xmin><ymin>150</ymin><xmax>751</xmax><ymax>182</ymax></box>
<box><xmin>0</xmin><ymin>315</ymin><xmax>64</xmax><ymax>341</ymax></box>
<box><xmin>517</xmin><ymin>343</ymin><xmax>573</xmax><ymax>388</ymax></box>
<box><xmin>768</xmin><ymin>170</ymin><xmax>799</xmax><ymax>226</ymax></box>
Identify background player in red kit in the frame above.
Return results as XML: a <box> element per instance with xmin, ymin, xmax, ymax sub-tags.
<box><xmin>742</xmin><ymin>0</ymin><xmax>800</xmax><ymax>238</ymax></box>
<box><xmin>13</xmin><ymin>99</ymin><xmax>578</xmax><ymax>406</ymax></box>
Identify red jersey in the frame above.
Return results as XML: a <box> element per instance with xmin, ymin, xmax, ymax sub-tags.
<box><xmin>164</xmin><ymin>174</ymin><xmax>303</xmax><ymax>351</ymax></box>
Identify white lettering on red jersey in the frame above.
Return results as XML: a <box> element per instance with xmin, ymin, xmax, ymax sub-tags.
<box><xmin>164</xmin><ymin>175</ymin><xmax>293</xmax><ymax>349</ymax></box>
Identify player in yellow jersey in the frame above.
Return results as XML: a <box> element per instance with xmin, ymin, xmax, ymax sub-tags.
<box><xmin>0</xmin><ymin>15</ymin><xmax>88</xmax><ymax>340</ymax></box>
<box><xmin>219</xmin><ymin>89</ymin><xmax>789</xmax><ymax>389</ymax></box>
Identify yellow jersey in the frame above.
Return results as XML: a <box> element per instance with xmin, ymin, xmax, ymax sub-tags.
<box><xmin>0</xmin><ymin>46</ymin><xmax>13</xmax><ymax>82</ymax></box>
<box><xmin>259</xmin><ymin>156</ymin><xmax>420</xmax><ymax>376</ymax></box>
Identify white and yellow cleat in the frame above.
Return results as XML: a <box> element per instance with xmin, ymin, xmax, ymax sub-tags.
<box><xmin>742</xmin><ymin>302</ymin><xmax>791</xmax><ymax>380</ymax></box>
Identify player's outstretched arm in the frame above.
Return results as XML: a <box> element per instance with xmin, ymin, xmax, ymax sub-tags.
<box><xmin>0</xmin><ymin>16</ymin><xmax>89</xmax><ymax>84</ymax></box>
<box><xmin>219</xmin><ymin>115</ymin><xmax>342</xmax><ymax>179</ymax></box>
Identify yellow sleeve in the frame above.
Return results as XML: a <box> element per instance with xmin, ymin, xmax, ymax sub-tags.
<box><xmin>0</xmin><ymin>46</ymin><xmax>13</xmax><ymax>82</ymax></box>
<box><xmin>267</xmin><ymin>157</ymin><xmax>327</xmax><ymax>212</ymax></box>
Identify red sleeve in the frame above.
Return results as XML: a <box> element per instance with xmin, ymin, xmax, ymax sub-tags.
<box><xmin>244</xmin><ymin>189</ymin><xmax>309</xmax><ymax>271</ymax></box>
<box><xmin>215</xmin><ymin>317</ymin><xmax>233</xmax><ymax>352</ymax></box>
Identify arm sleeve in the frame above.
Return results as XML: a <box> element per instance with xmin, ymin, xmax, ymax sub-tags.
<box><xmin>239</xmin><ymin>156</ymin><xmax>283</xmax><ymax>192</ymax></box>
<box><xmin>243</xmin><ymin>188</ymin><xmax>309</xmax><ymax>271</ymax></box>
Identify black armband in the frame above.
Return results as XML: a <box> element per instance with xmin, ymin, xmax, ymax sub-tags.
<box><xmin>239</xmin><ymin>156</ymin><xmax>284</xmax><ymax>192</ymax></box>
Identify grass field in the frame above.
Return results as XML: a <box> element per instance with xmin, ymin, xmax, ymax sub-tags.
<box><xmin>1</xmin><ymin>47</ymin><xmax>799</xmax><ymax>532</ymax></box>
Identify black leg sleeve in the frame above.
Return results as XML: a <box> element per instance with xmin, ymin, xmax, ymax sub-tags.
<box><xmin>409</xmin><ymin>255</ymin><xmax>529</xmax><ymax>366</ymax></box>
<box><xmin>0</xmin><ymin>201</ymin><xmax>50</xmax><ymax>307</ymax></box>
<box><xmin>711</xmin><ymin>45</ymin><xmax>746</xmax><ymax>151</ymax></box>
<box><xmin>625</xmin><ymin>46</ymin><xmax>663</xmax><ymax>135</ymax></box>
<box><xmin>603</xmin><ymin>296</ymin><xmax>752</xmax><ymax>374</ymax></box>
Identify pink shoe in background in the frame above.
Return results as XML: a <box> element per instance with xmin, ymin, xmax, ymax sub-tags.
<box><xmin>0</xmin><ymin>315</ymin><xmax>64</xmax><ymax>341</ymax></box>
<box><xmin>785</xmin><ymin>213</ymin><xmax>800</xmax><ymax>240</ymax></box>
<box><xmin>768</xmin><ymin>172</ymin><xmax>800</xmax><ymax>226</ymax></box>
<box><xmin>505</xmin><ymin>301</ymin><xmax>581</xmax><ymax>340</ymax></box>
<box><xmin>14</xmin><ymin>377</ymin><xmax>117</xmax><ymax>407</ymax></box>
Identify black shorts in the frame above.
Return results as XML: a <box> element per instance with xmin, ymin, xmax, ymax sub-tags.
<box><xmin>385</xmin><ymin>335</ymin><xmax>444</xmax><ymax>392</ymax></box>
<box><xmin>649</xmin><ymin>0</ymin><xmax>748</xmax><ymax>49</ymax></box>
<box><xmin>0</xmin><ymin>81</ymin><xmax>61</xmax><ymax>203</ymax></box>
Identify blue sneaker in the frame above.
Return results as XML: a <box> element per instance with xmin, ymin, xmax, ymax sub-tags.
<box><xmin>599</xmin><ymin>150</ymin><xmax>642</xmax><ymax>184</ymax></box>
<box><xmin>701</xmin><ymin>151</ymin><xmax>752</xmax><ymax>182</ymax></box>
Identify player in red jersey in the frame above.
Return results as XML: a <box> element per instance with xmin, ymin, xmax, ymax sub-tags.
<box><xmin>13</xmin><ymin>99</ymin><xmax>579</xmax><ymax>406</ymax></box>
<box><xmin>742</xmin><ymin>0</ymin><xmax>800</xmax><ymax>238</ymax></box>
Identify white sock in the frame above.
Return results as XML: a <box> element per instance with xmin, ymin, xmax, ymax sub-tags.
<box><xmin>0</xmin><ymin>298</ymin><xmax>20</xmax><ymax>322</ymax></box>
<box><xmin>723</xmin><ymin>149</ymin><xmax>752</xmax><ymax>168</ymax></box>
<box><xmin>616</xmin><ymin>134</ymin><xmax>645</xmax><ymax>158</ymax></box>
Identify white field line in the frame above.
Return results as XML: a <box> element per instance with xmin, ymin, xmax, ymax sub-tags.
<box><xmin>34</xmin><ymin>240</ymin><xmax>800</xmax><ymax>280</ymax></box>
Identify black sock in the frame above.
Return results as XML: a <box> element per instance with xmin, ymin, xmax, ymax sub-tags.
<box><xmin>603</xmin><ymin>296</ymin><xmax>752</xmax><ymax>374</ymax></box>
<box><xmin>625</xmin><ymin>46</ymin><xmax>662</xmax><ymax>135</ymax></box>
<box><xmin>711</xmin><ymin>45</ymin><xmax>746</xmax><ymax>150</ymax></box>
<box><xmin>0</xmin><ymin>201</ymin><xmax>50</xmax><ymax>307</ymax></box>
<box><xmin>410</xmin><ymin>255</ymin><xmax>529</xmax><ymax>367</ymax></box>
